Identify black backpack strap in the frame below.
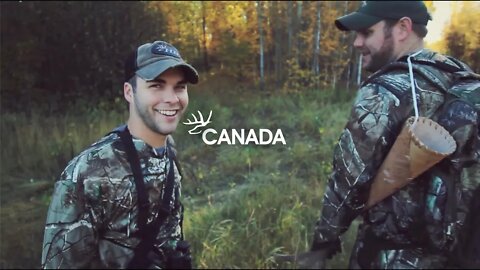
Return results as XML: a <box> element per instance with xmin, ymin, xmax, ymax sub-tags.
<box><xmin>445</xmin><ymin>56</ymin><xmax>475</xmax><ymax>73</ymax></box>
<box><xmin>165</xmin><ymin>138</ymin><xmax>186</xmax><ymax>240</ymax></box>
<box><xmin>111</xmin><ymin>126</ymin><xmax>178</xmax><ymax>269</ymax></box>
<box><xmin>116</xmin><ymin>126</ymin><xmax>149</xmax><ymax>234</ymax></box>
<box><xmin>128</xmin><ymin>148</ymin><xmax>177</xmax><ymax>268</ymax></box>
<box><xmin>437</xmin><ymin>163</ymin><xmax>459</xmax><ymax>246</ymax></box>
<box><xmin>167</xmin><ymin>135</ymin><xmax>184</xmax><ymax>178</ymax></box>
<box><xmin>162</xmin><ymin>140</ymin><xmax>177</xmax><ymax>214</ymax></box>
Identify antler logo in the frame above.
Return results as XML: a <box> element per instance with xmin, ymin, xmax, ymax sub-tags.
<box><xmin>183</xmin><ymin>110</ymin><xmax>212</xmax><ymax>135</ymax></box>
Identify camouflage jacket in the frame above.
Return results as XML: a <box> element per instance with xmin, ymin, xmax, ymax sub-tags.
<box><xmin>312</xmin><ymin>49</ymin><xmax>479</xmax><ymax>266</ymax></box>
<box><xmin>41</xmin><ymin>126</ymin><xmax>184</xmax><ymax>269</ymax></box>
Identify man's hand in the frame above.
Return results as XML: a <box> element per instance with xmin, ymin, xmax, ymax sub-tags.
<box><xmin>274</xmin><ymin>250</ymin><xmax>327</xmax><ymax>269</ymax></box>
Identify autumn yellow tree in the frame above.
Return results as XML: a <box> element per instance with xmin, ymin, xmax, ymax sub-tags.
<box><xmin>145</xmin><ymin>1</ymin><xmax>363</xmax><ymax>91</ymax></box>
<box><xmin>443</xmin><ymin>2</ymin><xmax>480</xmax><ymax>71</ymax></box>
<box><xmin>147</xmin><ymin>2</ymin><xmax>205</xmax><ymax>67</ymax></box>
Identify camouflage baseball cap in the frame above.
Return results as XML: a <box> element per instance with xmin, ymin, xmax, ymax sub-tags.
<box><xmin>124</xmin><ymin>40</ymin><xmax>199</xmax><ymax>84</ymax></box>
<box><xmin>335</xmin><ymin>1</ymin><xmax>432</xmax><ymax>31</ymax></box>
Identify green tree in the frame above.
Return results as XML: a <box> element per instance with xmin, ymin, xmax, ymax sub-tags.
<box><xmin>1</xmin><ymin>1</ymin><xmax>168</xmax><ymax>114</ymax></box>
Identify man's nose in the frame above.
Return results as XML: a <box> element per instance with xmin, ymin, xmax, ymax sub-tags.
<box><xmin>353</xmin><ymin>34</ymin><xmax>364</xmax><ymax>48</ymax></box>
<box><xmin>163</xmin><ymin>88</ymin><xmax>180</xmax><ymax>103</ymax></box>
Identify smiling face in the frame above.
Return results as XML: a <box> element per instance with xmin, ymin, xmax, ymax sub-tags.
<box><xmin>353</xmin><ymin>20</ymin><xmax>397</xmax><ymax>73</ymax></box>
<box><xmin>125</xmin><ymin>67</ymin><xmax>189</xmax><ymax>146</ymax></box>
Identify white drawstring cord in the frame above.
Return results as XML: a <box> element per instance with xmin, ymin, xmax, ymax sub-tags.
<box><xmin>407</xmin><ymin>49</ymin><xmax>423</xmax><ymax>129</ymax></box>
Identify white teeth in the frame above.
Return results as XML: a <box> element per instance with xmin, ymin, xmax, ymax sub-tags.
<box><xmin>161</xmin><ymin>110</ymin><xmax>176</xmax><ymax>116</ymax></box>
<box><xmin>156</xmin><ymin>110</ymin><xmax>177</xmax><ymax>116</ymax></box>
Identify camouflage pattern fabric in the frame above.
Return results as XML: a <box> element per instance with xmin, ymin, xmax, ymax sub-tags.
<box><xmin>41</xmin><ymin>129</ymin><xmax>184</xmax><ymax>269</ymax></box>
<box><xmin>312</xmin><ymin>49</ymin><xmax>479</xmax><ymax>268</ymax></box>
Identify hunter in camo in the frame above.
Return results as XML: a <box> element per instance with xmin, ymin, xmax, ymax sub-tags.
<box><xmin>309</xmin><ymin>1</ymin><xmax>479</xmax><ymax>269</ymax></box>
<box><xmin>41</xmin><ymin>132</ymin><xmax>183</xmax><ymax>268</ymax></box>
<box><xmin>311</xmin><ymin>49</ymin><xmax>479</xmax><ymax>269</ymax></box>
<box><xmin>42</xmin><ymin>40</ymin><xmax>199</xmax><ymax>269</ymax></box>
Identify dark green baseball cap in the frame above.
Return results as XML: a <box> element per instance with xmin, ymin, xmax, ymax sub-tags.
<box><xmin>335</xmin><ymin>1</ymin><xmax>432</xmax><ymax>31</ymax></box>
<box><xmin>124</xmin><ymin>40</ymin><xmax>199</xmax><ymax>84</ymax></box>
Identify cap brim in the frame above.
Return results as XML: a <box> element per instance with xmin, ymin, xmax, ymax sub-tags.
<box><xmin>335</xmin><ymin>12</ymin><xmax>382</xmax><ymax>31</ymax></box>
<box><xmin>136</xmin><ymin>58</ymin><xmax>199</xmax><ymax>84</ymax></box>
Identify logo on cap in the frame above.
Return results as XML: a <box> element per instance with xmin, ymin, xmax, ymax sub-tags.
<box><xmin>151</xmin><ymin>42</ymin><xmax>181</xmax><ymax>59</ymax></box>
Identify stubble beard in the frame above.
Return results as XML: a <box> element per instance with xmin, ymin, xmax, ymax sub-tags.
<box><xmin>134</xmin><ymin>95</ymin><xmax>174</xmax><ymax>137</ymax></box>
<box><xmin>366</xmin><ymin>35</ymin><xmax>396</xmax><ymax>73</ymax></box>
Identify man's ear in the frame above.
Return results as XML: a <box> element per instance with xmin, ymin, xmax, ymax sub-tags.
<box><xmin>396</xmin><ymin>17</ymin><xmax>413</xmax><ymax>41</ymax></box>
<box><xmin>124</xmin><ymin>82</ymin><xmax>134</xmax><ymax>103</ymax></box>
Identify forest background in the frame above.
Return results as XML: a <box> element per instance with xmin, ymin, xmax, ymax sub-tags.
<box><xmin>1</xmin><ymin>1</ymin><xmax>479</xmax><ymax>268</ymax></box>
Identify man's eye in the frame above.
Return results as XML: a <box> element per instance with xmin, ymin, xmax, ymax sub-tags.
<box><xmin>358</xmin><ymin>29</ymin><xmax>373</xmax><ymax>37</ymax></box>
<box><xmin>176</xmin><ymin>85</ymin><xmax>187</xmax><ymax>90</ymax></box>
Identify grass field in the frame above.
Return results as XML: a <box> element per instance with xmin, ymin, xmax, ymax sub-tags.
<box><xmin>0</xmin><ymin>81</ymin><xmax>358</xmax><ymax>268</ymax></box>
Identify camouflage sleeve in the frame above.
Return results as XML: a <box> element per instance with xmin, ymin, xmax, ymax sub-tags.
<box><xmin>312</xmin><ymin>80</ymin><xmax>411</xmax><ymax>254</ymax></box>
<box><xmin>41</xmin><ymin>156</ymin><xmax>99</xmax><ymax>269</ymax></box>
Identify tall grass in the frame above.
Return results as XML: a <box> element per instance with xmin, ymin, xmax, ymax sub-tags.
<box><xmin>0</xmin><ymin>82</ymin><xmax>356</xmax><ymax>268</ymax></box>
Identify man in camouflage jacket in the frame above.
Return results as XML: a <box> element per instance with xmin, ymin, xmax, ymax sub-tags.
<box><xmin>41</xmin><ymin>40</ymin><xmax>199</xmax><ymax>268</ymax></box>
<box><xmin>307</xmin><ymin>1</ymin><xmax>479</xmax><ymax>269</ymax></box>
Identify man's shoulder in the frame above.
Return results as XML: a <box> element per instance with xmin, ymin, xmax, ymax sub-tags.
<box><xmin>424</xmin><ymin>50</ymin><xmax>471</xmax><ymax>70</ymax></box>
<box><xmin>373</xmin><ymin>69</ymin><xmax>410</xmax><ymax>82</ymax></box>
<box><xmin>61</xmin><ymin>132</ymin><xmax>123</xmax><ymax>178</ymax></box>
<box><xmin>363</xmin><ymin>62</ymin><xmax>411</xmax><ymax>87</ymax></box>
<box><xmin>79</xmin><ymin>132</ymin><xmax>121</xmax><ymax>159</ymax></box>
<box><xmin>360</xmin><ymin>69</ymin><xmax>411</xmax><ymax>98</ymax></box>
<box><xmin>362</xmin><ymin>50</ymin><xmax>461</xmax><ymax>92</ymax></box>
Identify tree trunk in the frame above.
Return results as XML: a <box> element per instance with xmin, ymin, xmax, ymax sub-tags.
<box><xmin>312</xmin><ymin>1</ymin><xmax>321</xmax><ymax>75</ymax></box>
<box><xmin>295</xmin><ymin>1</ymin><xmax>303</xmax><ymax>66</ymax></box>
<box><xmin>287</xmin><ymin>1</ymin><xmax>293</xmax><ymax>58</ymax></box>
<box><xmin>257</xmin><ymin>1</ymin><xmax>265</xmax><ymax>91</ymax></box>
<box><xmin>273</xmin><ymin>1</ymin><xmax>282</xmax><ymax>89</ymax></box>
<box><xmin>201</xmin><ymin>2</ymin><xmax>209</xmax><ymax>71</ymax></box>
